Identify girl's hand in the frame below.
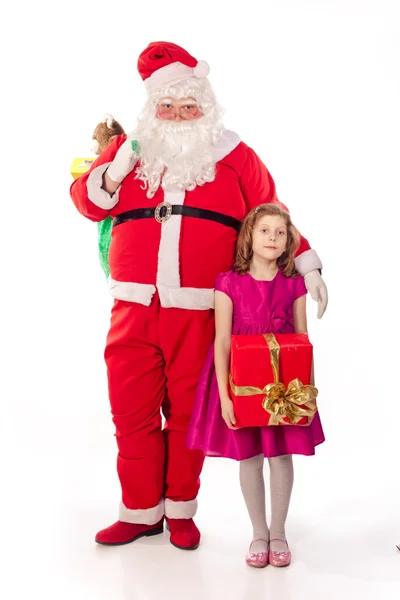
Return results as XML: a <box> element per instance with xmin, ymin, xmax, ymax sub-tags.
<box><xmin>221</xmin><ymin>397</ymin><xmax>237</xmax><ymax>429</ymax></box>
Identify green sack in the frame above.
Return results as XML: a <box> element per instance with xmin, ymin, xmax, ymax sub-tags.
<box><xmin>96</xmin><ymin>140</ymin><xmax>140</xmax><ymax>280</ymax></box>
<box><xmin>97</xmin><ymin>216</ymin><xmax>113</xmax><ymax>279</ymax></box>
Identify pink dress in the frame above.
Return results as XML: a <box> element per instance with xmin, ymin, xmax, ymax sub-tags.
<box><xmin>187</xmin><ymin>269</ymin><xmax>325</xmax><ymax>460</ymax></box>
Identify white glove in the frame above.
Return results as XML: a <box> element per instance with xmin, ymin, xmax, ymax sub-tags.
<box><xmin>107</xmin><ymin>137</ymin><xmax>140</xmax><ymax>183</ymax></box>
<box><xmin>304</xmin><ymin>270</ymin><xmax>328</xmax><ymax>319</ymax></box>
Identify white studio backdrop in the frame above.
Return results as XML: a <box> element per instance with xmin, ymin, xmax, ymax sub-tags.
<box><xmin>1</xmin><ymin>1</ymin><xmax>400</xmax><ymax>598</ymax></box>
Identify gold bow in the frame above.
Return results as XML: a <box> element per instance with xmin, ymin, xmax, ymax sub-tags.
<box><xmin>229</xmin><ymin>333</ymin><xmax>318</xmax><ymax>426</ymax></box>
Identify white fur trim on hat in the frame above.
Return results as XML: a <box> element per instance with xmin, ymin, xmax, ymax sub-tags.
<box><xmin>145</xmin><ymin>61</ymin><xmax>210</xmax><ymax>93</ymax></box>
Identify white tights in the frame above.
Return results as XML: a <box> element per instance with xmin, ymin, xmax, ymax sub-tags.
<box><xmin>239</xmin><ymin>454</ymin><xmax>294</xmax><ymax>553</ymax></box>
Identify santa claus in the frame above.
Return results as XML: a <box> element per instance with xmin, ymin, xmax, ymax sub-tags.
<box><xmin>70</xmin><ymin>41</ymin><xmax>328</xmax><ymax>550</ymax></box>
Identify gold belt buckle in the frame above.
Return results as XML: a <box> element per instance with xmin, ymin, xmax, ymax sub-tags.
<box><xmin>154</xmin><ymin>202</ymin><xmax>173</xmax><ymax>223</ymax></box>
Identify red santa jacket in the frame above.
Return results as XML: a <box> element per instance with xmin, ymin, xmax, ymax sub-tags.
<box><xmin>70</xmin><ymin>131</ymin><xmax>320</xmax><ymax>309</ymax></box>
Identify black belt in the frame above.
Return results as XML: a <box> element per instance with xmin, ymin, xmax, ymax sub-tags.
<box><xmin>112</xmin><ymin>202</ymin><xmax>242</xmax><ymax>232</ymax></box>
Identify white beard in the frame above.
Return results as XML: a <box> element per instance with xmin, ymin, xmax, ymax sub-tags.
<box><xmin>133</xmin><ymin>112</ymin><xmax>225</xmax><ymax>198</ymax></box>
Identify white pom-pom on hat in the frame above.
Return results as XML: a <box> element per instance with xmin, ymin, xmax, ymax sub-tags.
<box><xmin>193</xmin><ymin>60</ymin><xmax>210</xmax><ymax>78</ymax></box>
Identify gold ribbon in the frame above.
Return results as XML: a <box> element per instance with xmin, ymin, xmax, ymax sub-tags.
<box><xmin>229</xmin><ymin>333</ymin><xmax>318</xmax><ymax>426</ymax></box>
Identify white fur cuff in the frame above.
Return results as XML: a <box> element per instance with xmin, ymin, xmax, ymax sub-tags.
<box><xmin>87</xmin><ymin>163</ymin><xmax>120</xmax><ymax>210</ymax></box>
<box><xmin>295</xmin><ymin>249</ymin><xmax>323</xmax><ymax>277</ymax></box>
<box><xmin>119</xmin><ymin>500</ymin><xmax>164</xmax><ymax>525</ymax></box>
<box><xmin>164</xmin><ymin>498</ymin><xmax>198</xmax><ymax>519</ymax></box>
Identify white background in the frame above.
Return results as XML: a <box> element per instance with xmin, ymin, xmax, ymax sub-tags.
<box><xmin>1</xmin><ymin>0</ymin><xmax>400</xmax><ymax>598</ymax></box>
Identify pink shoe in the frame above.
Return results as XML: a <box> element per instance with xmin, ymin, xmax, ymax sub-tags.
<box><xmin>269</xmin><ymin>538</ymin><xmax>291</xmax><ymax>567</ymax></box>
<box><xmin>245</xmin><ymin>539</ymin><xmax>269</xmax><ymax>568</ymax></box>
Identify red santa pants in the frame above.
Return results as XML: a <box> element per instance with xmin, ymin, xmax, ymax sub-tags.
<box><xmin>104</xmin><ymin>292</ymin><xmax>215</xmax><ymax>524</ymax></box>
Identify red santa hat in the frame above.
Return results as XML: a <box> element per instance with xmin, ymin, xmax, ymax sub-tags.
<box><xmin>137</xmin><ymin>41</ymin><xmax>210</xmax><ymax>93</ymax></box>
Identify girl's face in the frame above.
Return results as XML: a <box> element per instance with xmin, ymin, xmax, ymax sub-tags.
<box><xmin>252</xmin><ymin>215</ymin><xmax>288</xmax><ymax>262</ymax></box>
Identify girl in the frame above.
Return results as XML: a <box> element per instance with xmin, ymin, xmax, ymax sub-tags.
<box><xmin>187</xmin><ymin>204</ymin><xmax>325</xmax><ymax>568</ymax></box>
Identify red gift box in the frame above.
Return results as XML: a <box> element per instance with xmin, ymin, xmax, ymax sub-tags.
<box><xmin>229</xmin><ymin>333</ymin><xmax>318</xmax><ymax>428</ymax></box>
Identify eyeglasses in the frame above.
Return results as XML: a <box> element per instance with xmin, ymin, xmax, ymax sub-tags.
<box><xmin>157</xmin><ymin>101</ymin><xmax>201</xmax><ymax>120</ymax></box>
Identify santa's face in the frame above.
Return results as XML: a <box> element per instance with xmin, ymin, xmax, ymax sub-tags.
<box><xmin>157</xmin><ymin>97</ymin><xmax>204</xmax><ymax>121</ymax></box>
<box><xmin>133</xmin><ymin>78</ymin><xmax>224</xmax><ymax>197</ymax></box>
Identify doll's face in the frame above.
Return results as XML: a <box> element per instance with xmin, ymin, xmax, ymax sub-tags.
<box><xmin>252</xmin><ymin>215</ymin><xmax>288</xmax><ymax>262</ymax></box>
<box><xmin>156</xmin><ymin>97</ymin><xmax>204</xmax><ymax>121</ymax></box>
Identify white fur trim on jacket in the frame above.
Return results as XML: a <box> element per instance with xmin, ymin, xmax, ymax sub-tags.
<box><xmin>108</xmin><ymin>279</ymin><xmax>156</xmax><ymax>305</ymax></box>
<box><xmin>154</xmin><ymin>129</ymin><xmax>240</xmax><ymax>303</ymax></box>
<box><xmin>119</xmin><ymin>499</ymin><xmax>164</xmax><ymax>525</ymax></box>
<box><xmin>295</xmin><ymin>249</ymin><xmax>323</xmax><ymax>277</ymax></box>
<box><xmin>87</xmin><ymin>163</ymin><xmax>120</xmax><ymax>210</ymax></box>
<box><xmin>164</xmin><ymin>498</ymin><xmax>198</xmax><ymax>519</ymax></box>
<box><xmin>145</xmin><ymin>61</ymin><xmax>209</xmax><ymax>93</ymax></box>
<box><xmin>158</xmin><ymin>285</ymin><xmax>214</xmax><ymax>310</ymax></box>
<box><xmin>107</xmin><ymin>280</ymin><xmax>214</xmax><ymax>309</ymax></box>
<box><xmin>156</xmin><ymin>190</ymin><xmax>185</xmax><ymax>290</ymax></box>
<box><xmin>213</xmin><ymin>130</ymin><xmax>241</xmax><ymax>162</ymax></box>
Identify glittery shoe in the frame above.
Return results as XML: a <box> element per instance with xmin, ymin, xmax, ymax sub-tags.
<box><xmin>269</xmin><ymin>538</ymin><xmax>291</xmax><ymax>567</ymax></box>
<box><xmin>245</xmin><ymin>539</ymin><xmax>269</xmax><ymax>568</ymax></box>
